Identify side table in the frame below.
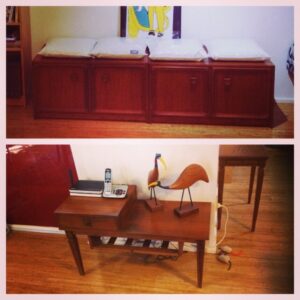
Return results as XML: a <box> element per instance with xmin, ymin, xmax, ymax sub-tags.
<box><xmin>218</xmin><ymin>145</ymin><xmax>268</xmax><ymax>232</ymax></box>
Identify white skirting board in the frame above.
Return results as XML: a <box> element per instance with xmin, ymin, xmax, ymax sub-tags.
<box><xmin>8</xmin><ymin>224</ymin><xmax>217</xmax><ymax>254</ymax></box>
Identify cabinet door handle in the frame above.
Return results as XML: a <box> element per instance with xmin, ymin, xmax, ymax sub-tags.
<box><xmin>82</xmin><ymin>217</ymin><xmax>92</xmax><ymax>227</ymax></box>
<box><xmin>190</xmin><ymin>76</ymin><xmax>198</xmax><ymax>89</ymax></box>
<box><xmin>70</xmin><ymin>72</ymin><xmax>79</xmax><ymax>82</ymax></box>
<box><xmin>102</xmin><ymin>74</ymin><xmax>110</xmax><ymax>83</ymax></box>
<box><xmin>224</xmin><ymin>77</ymin><xmax>232</xmax><ymax>89</ymax></box>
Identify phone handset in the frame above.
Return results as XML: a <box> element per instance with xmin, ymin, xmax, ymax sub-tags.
<box><xmin>104</xmin><ymin>168</ymin><xmax>112</xmax><ymax>194</ymax></box>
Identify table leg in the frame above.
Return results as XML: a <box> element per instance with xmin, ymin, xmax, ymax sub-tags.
<box><xmin>196</xmin><ymin>240</ymin><xmax>205</xmax><ymax>288</ymax></box>
<box><xmin>218</xmin><ymin>163</ymin><xmax>225</xmax><ymax>230</ymax></box>
<box><xmin>65</xmin><ymin>230</ymin><xmax>85</xmax><ymax>275</ymax></box>
<box><xmin>248</xmin><ymin>166</ymin><xmax>256</xmax><ymax>204</ymax></box>
<box><xmin>178</xmin><ymin>241</ymin><xmax>184</xmax><ymax>256</ymax></box>
<box><xmin>251</xmin><ymin>166</ymin><xmax>265</xmax><ymax>232</ymax></box>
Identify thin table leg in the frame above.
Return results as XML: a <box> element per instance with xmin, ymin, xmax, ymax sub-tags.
<box><xmin>65</xmin><ymin>230</ymin><xmax>85</xmax><ymax>275</ymax></box>
<box><xmin>248</xmin><ymin>166</ymin><xmax>256</xmax><ymax>204</ymax></box>
<box><xmin>218</xmin><ymin>163</ymin><xmax>225</xmax><ymax>230</ymax></box>
<box><xmin>251</xmin><ymin>166</ymin><xmax>265</xmax><ymax>232</ymax></box>
<box><xmin>196</xmin><ymin>240</ymin><xmax>205</xmax><ymax>288</ymax></box>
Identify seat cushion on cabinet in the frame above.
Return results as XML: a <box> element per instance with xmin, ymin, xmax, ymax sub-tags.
<box><xmin>91</xmin><ymin>37</ymin><xmax>147</xmax><ymax>59</ymax></box>
<box><xmin>205</xmin><ymin>38</ymin><xmax>270</xmax><ymax>61</ymax></box>
<box><xmin>148</xmin><ymin>38</ymin><xmax>207</xmax><ymax>61</ymax></box>
<box><xmin>38</xmin><ymin>37</ymin><xmax>97</xmax><ymax>58</ymax></box>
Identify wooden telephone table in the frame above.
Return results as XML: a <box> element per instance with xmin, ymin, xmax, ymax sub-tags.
<box><xmin>55</xmin><ymin>185</ymin><xmax>211</xmax><ymax>288</ymax></box>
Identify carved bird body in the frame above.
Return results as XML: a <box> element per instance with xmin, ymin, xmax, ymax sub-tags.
<box><xmin>159</xmin><ymin>164</ymin><xmax>209</xmax><ymax>190</ymax></box>
<box><xmin>148</xmin><ymin>153</ymin><xmax>166</xmax><ymax>188</ymax></box>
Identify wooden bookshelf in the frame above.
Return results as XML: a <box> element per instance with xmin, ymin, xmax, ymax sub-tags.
<box><xmin>6</xmin><ymin>7</ymin><xmax>32</xmax><ymax>106</ymax></box>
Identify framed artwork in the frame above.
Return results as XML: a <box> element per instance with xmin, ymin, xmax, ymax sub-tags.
<box><xmin>120</xmin><ymin>6</ymin><xmax>181</xmax><ymax>39</ymax></box>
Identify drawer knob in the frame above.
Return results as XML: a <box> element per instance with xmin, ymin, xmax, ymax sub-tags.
<box><xmin>70</xmin><ymin>72</ymin><xmax>79</xmax><ymax>82</ymax></box>
<box><xmin>82</xmin><ymin>217</ymin><xmax>92</xmax><ymax>227</ymax></box>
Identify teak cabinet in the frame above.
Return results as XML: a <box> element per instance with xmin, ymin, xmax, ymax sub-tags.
<box><xmin>33</xmin><ymin>56</ymin><xmax>275</xmax><ymax>127</ymax></box>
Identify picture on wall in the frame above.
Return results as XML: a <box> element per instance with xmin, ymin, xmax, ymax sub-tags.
<box><xmin>120</xmin><ymin>6</ymin><xmax>181</xmax><ymax>39</ymax></box>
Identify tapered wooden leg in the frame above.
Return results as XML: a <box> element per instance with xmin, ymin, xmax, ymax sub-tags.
<box><xmin>65</xmin><ymin>231</ymin><xmax>85</xmax><ymax>275</ymax></box>
<box><xmin>178</xmin><ymin>241</ymin><xmax>184</xmax><ymax>256</ymax></box>
<box><xmin>218</xmin><ymin>163</ymin><xmax>225</xmax><ymax>229</ymax></box>
<box><xmin>196</xmin><ymin>240</ymin><xmax>205</xmax><ymax>288</ymax></box>
<box><xmin>248</xmin><ymin>166</ymin><xmax>256</xmax><ymax>204</ymax></box>
<box><xmin>251</xmin><ymin>166</ymin><xmax>265</xmax><ymax>232</ymax></box>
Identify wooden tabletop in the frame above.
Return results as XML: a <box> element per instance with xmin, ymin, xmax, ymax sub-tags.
<box><xmin>124</xmin><ymin>200</ymin><xmax>211</xmax><ymax>242</ymax></box>
<box><xmin>219</xmin><ymin>145</ymin><xmax>268</xmax><ymax>160</ymax></box>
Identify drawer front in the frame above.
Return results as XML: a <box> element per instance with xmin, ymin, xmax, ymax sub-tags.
<box><xmin>58</xmin><ymin>215</ymin><xmax>119</xmax><ymax>231</ymax></box>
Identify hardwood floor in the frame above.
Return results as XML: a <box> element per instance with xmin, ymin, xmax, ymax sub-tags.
<box><xmin>6</xmin><ymin>146</ymin><xmax>293</xmax><ymax>294</ymax></box>
<box><xmin>6</xmin><ymin>103</ymin><xmax>293</xmax><ymax>138</ymax></box>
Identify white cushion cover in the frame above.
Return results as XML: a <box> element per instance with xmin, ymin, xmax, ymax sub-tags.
<box><xmin>205</xmin><ymin>38</ymin><xmax>270</xmax><ymax>61</ymax></box>
<box><xmin>148</xmin><ymin>38</ymin><xmax>207</xmax><ymax>61</ymax></box>
<box><xmin>38</xmin><ymin>37</ymin><xmax>97</xmax><ymax>57</ymax></box>
<box><xmin>91</xmin><ymin>37</ymin><xmax>147</xmax><ymax>59</ymax></box>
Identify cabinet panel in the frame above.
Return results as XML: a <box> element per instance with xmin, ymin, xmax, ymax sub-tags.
<box><xmin>34</xmin><ymin>65</ymin><xmax>88</xmax><ymax>113</ymax></box>
<box><xmin>6</xmin><ymin>145</ymin><xmax>77</xmax><ymax>227</ymax></box>
<box><xmin>151</xmin><ymin>67</ymin><xmax>210</xmax><ymax>122</ymax></box>
<box><xmin>212</xmin><ymin>68</ymin><xmax>273</xmax><ymax>120</ymax></box>
<box><xmin>92</xmin><ymin>66</ymin><xmax>147</xmax><ymax>120</ymax></box>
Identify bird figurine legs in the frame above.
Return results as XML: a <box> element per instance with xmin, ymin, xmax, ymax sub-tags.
<box><xmin>174</xmin><ymin>188</ymin><xmax>199</xmax><ymax>217</ymax></box>
<box><xmin>145</xmin><ymin>187</ymin><xmax>163</xmax><ymax>212</ymax></box>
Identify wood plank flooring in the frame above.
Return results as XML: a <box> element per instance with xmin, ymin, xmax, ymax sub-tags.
<box><xmin>6</xmin><ymin>146</ymin><xmax>294</xmax><ymax>293</ymax></box>
<box><xmin>6</xmin><ymin>103</ymin><xmax>293</xmax><ymax>138</ymax></box>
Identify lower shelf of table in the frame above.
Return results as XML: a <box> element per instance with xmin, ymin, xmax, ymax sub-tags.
<box><xmin>88</xmin><ymin>236</ymin><xmax>184</xmax><ymax>257</ymax></box>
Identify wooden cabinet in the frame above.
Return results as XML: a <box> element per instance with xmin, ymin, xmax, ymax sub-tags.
<box><xmin>33</xmin><ymin>57</ymin><xmax>89</xmax><ymax>117</ymax></box>
<box><xmin>211</xmin><ymin>61</ymin><xmax>274</xmax><ymax>126</ymax></box>
<box><xmin>150</xmin><ymin>62</ymin><xmax>210</xmax><ymax>123</ymax></box>
<box><xmin>32</xmin><ymin>57</ymin><xmax>275</xmax><ymax>127</ymax></box>
<box><xmin>6</xmin><ymin>7</ymin><xmax>31</xmax><ymax>106</ymax></box>
<box><xmin>91</xmin><ymin>59</ymin><xmax>148</xmax><ymax>121</ymax></box>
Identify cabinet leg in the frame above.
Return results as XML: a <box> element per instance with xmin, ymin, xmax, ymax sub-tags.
<box><xmin>65</xmin><ymin>231</ymin><xmax>85</xmax><ymax>275</ymax></box>
<box><xmin>178</xmin><ymin>241</ymin><xmax>184</xmax><ymax>256</ymax></box>
<box><xmin>196</xmin><ymin>240</ymin><xmax>205</xmax><ymax>288</ymax></box>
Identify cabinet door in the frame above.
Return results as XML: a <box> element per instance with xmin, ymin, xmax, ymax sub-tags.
<box><xmin>34</xmin><ymin>65</ymin><xmax>88</xmax><ymax>113</ymax></box>
<box><xmin>6</xmin><ymin>145</ymin><xmax>77</xmax><ymax>227</ymax></box>
<box><xmin>151</xmin><ymin>67</ymin><xmax>210</xmax><ymax>123</ymax></box>
<box><xmin>92</xmin><ymin>66</ymin><xmax>147</xmax><ymax>120</ymax></box>
<box><xmin>212</xmin><ymin>68</ymin><xmax>273</xmax><ymax>121</ymax></box>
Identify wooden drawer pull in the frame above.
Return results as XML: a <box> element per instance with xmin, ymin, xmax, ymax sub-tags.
<box><xmin>82</xmin><ymin>217</ymin><xmax>92</xmax><ymax>227</ymax></box>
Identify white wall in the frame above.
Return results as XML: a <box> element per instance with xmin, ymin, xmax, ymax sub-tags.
<box><xmin>30</xmin><ymin>6</ymin><xmax>294</xmax><ymax>101</ymax></box>
<box><xmin>70</xmin><ymin>142</ymin><xmax>219</xmax><ymax>252</ymax></box>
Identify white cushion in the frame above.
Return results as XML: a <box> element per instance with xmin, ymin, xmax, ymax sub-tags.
<box><xmin>205</xmin><ymin>38</ymin><xmax>270</xmax><ymax>61</ymax></box>
<box><xmin>148</xmin><ymin>38</ymin><xmax>207</xmax><ymax>61</ymax></box>
<box><xmin>91</xmin><ymin>37</ymin><xmax>147</xmax><ymax>59</ymax></box>
<box><xmin>38</xmin><ymin>37</ymin><xmax>97</xmax><ymax>57</ymax></box>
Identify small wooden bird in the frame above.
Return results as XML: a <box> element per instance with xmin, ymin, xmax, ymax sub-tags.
<box><xmin>159</xmin><ymin>164</ymin><xmax>209</xmax><ymax>217</ymax></box>
<box><xmin>145</xmin><ymin>153</ymin><xmax>166</xmax><ymax>211</ymax></box>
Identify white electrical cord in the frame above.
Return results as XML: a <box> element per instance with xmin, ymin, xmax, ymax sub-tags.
<box><xmin>216</xmin><ymin>204</ymin><xmax>229</xmax><ymax>246</ymax></box>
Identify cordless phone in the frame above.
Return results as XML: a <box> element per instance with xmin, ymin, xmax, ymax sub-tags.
<box><xmin>104</xmin><ymin>168</ymin><xmax>112</xmax><ymax>194</ymax></box>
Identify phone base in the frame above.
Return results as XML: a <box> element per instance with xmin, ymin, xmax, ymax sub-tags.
<box><xmin>144</xmin><ymin>198</ymin><xmax>163</xmax><ymax>212</ymax></box>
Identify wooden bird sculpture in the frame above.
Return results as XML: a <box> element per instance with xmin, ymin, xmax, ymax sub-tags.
<box><xmin>145</xmin><ymin>153</ymin><xmax>166</xmax><ymax>211</ymax></box>
<box><xmin>158</xmin><ymin>164</ymin><xmax>209</xmax><ymax>217</ymax></box>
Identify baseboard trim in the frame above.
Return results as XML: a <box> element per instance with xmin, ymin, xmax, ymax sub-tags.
<box><xmin>9</xmin><ymin>224</ymin><xmax>64</xmax><ymax>234</ymax></box>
